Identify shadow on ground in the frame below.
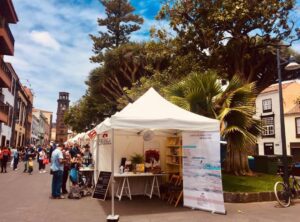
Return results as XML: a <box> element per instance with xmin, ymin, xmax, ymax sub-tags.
<box><xmin>98</xmin><ymin>195</ymin><xmax>190</xmax><ymax>216</ymax></box>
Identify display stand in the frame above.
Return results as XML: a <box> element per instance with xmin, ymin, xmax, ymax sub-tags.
<box><xmin>165</xmin><ymin>136</ymin><xmax>182</xmax><ymax>176</ymax></box>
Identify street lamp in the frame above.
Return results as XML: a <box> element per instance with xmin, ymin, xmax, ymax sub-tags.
<box><xmin>276</xmin><ymin>49</ymin><xmax>300</xmax><ymax>188</ymax></box>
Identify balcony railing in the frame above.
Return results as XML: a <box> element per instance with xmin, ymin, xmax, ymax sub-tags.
<box><xmin>0</xmin><ymin>100</ymin><xmax>9</xmax><ymax>123</ymax></box>
<box><xmin>0</xmin><ymin>16</ymin><xmax>15</xmax><ymax>55</ymax></box>
<box><xmin>0</xmin><ymin>58</ymin><xmax>12</xmax><ymax>88</ymax></box>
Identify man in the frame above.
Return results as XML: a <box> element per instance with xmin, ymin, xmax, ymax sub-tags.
<box><xmin>69</xmin><ymin>142</ymin><xmax>81</xmax><ymax>158</ymax></box>
<box><xmin>49</xmin><ymin>143</ymin><xmax>56</xmax><ymax>162</ymax></box>
<box><xmin>50</xmin><ymin>144</ymin><xmax>65</xmax><ymax>199</ymax></box>
<box><xmin>61</xmin><ymin>145</ymin><xmax>70</xmax><ymax>194</ymax></box>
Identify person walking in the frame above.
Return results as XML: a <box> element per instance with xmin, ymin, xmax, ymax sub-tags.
<box><xmin>23</xmin><ymin>147</ymin><xmax>29</xmax><ymax>173</ymax></box>
<box><xmin>38</xmin><ymin>148</ymin><xmax>47</xmax><ymax>173</ymax></box>
<box><xmin>13</xmin><ymin>148</ymin><xmax>19</xmax><ymax>171</ymax></box>
<box><xmin>0</xmin><ymin>147</ymin><xmax>11</xmax><ymax>173</ymax></box>
<box><xmin>50</xmin><ymin>144</ymin><xmax>65</xmax><ymax>199</ymax></box>
<box><xmin>28</xmin><ymin>157</ymin><xmax>34</xmax><ymax>175</ymax></box>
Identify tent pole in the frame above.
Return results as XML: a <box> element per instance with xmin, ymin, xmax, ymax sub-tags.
<box><xmin>96</xmin><ymin>134</ymin><xmax>100</xmax><ymax>179</ymax></box>
<box><xmin>107</xmin><ymin>129</ymin><xmax>119</xmax><ymax>221</ymax></box>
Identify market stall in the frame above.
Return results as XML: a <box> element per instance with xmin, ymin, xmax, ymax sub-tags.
<box><xmin>93</xmin><ymin>88</ymin><xmax>226</xmax><ymax>220</ymax></box>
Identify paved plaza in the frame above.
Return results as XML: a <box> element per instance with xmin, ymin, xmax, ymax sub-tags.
<box><xmin>0</xmin><ymin>164</ymin><xmax>300</xmax><ymax>222</ymax></box>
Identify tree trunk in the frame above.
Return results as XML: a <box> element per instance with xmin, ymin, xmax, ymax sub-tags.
<box><xmin>224</xmin><ymin>143</ymin><xmax>253</xmax><ymax>176</ymax></box>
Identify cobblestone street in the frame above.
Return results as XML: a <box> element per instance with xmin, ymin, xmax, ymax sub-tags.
<box><xmin>0</xmin><ymin>164</ymin><xmax>299</xmax><ymax>222</ymax></box>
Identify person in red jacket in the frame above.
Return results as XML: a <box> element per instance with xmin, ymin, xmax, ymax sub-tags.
<box><xmin>0</xmin><ymin>147</ymin><xmax>11</xmax><ymax>173</ymax></box>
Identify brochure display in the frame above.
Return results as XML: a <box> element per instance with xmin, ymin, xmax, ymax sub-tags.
<box><xmin>182</xmin><ymin>131</ymin><xmax>226</xmax><ymax>214</ymax></box>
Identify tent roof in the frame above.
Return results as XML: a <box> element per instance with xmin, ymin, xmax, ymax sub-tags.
<box><xmin>96</xmin><ymin>88</ymin><xmax>219</xmax><ymax>132</ymax></box>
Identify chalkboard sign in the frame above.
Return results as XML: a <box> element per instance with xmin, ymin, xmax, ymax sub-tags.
<box><xmin>93</xmin><ymin>171</ymin><xmax>112</xmax><ymax>200</ymax></box>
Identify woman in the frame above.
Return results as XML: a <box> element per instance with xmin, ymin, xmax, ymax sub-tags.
<box><xmin>38</xmin><ymin>148</ymin><xmax>47</xmax><ymax>173</ymax></box>
<box><xmin>13</xmin><ymin>148</ymin><xmax>20</xmax><ymax>170</ymax></box>
<box><xmin>1</xmin><ymin>147</ymin><xmax>11</xmax><ymax>173</ymax></box>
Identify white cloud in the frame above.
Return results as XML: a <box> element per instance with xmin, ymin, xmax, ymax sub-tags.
<box><xmin>30</xmin><ymin>31</ymin><xmax>60</xmax><ymax>51</ymax></box>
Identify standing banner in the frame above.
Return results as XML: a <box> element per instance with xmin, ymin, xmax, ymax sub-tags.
<box><xmin>182</xmin><ymin>131</ymin><xmax>226</xmax><ymax>214</ymax></box>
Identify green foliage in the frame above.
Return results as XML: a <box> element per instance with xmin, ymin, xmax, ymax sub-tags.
<box><xmin>90</xmin><ymin>0</ymin><xmax>143</xmax><ymax>63</ymax></box>
<box><xmin>64</xmin><ymin>93</ymin><xmax>109</xmax><ymax>132</ymax></box>
<box><xmin>222</xmin><ymin>173</ymin><xmax>280</xmax><ymax>192</ymax></box>
<box><xmin>86</xmin><ymin>43</ymin><xmax>148</xmax><ymax>105</ymax></box>
<box><xmin>157</xmin><ymin>0</ymin><xmax>299</xmax><ymax>89</ymax></box>
<box><xmin>165</xmin><ymin>70</ymin><xmax>261</xmax><ymax>175</ymax></box>
<box><xmin>130</xmin><ymin>153</ymin><xmax>144</xmax><ymax>165</ymax></box>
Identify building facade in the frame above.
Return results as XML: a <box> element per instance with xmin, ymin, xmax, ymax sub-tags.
<box><xmin>0</xmin><ymin>0</ymin><xmax>18</xmax><ymax>147</ymax></box>
<box><xmin>56</xmin><ymin>92</ymin><xmax>70</xmax><ymax>143</ymax></box>
<box><xmin>256</xmin><ymin>80</ymin><xmax>300</xmax><ymax>161</ymax></box>
<box><xmin>32</xmin><ymin>109</ymin><xmax>52</xmax><ymax>146</ymax></box>
<box><xmin>51</xmin><ymin>122</ymin><xmax>56</xmax><ymax>142</ymax></box>
<box><xmin>14</xmin><ymin>85</ymin><xmax>33</xmax><ymax>147</ymax></box>
<box><xmin>31</xmin><ymin>114</ymin><xmax>39</xmax><ymax>145</ymax></box>
<box><xmin>0</xmin><ymin>63</ymin><xmax>17</xmax><ymax>146</ymax></box>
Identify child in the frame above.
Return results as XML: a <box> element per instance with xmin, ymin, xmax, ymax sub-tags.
<box><xmin>28</xmin><ymin>157</ymin><xmax>34</xmax><ymax>175</ymax></box>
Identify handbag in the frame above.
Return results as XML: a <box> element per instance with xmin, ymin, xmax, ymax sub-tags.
<box><xmin>43</xmin><ymin>158</ymin><xmax>49</xmax><ymax>165</ymax></box>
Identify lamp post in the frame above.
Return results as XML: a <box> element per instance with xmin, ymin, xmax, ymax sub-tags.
<box><xmin>276</xmin><ymin>49</ymin><xmax>300</xmax><ymax>187</ymax></box>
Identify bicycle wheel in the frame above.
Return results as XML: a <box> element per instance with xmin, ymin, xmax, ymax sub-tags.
<box><xmin>274</xmin><ymin>181</ymin><xmax>291</xmax><ymax>207</ymax></box>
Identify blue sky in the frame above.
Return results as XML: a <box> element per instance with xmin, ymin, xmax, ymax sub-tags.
<box><xmin>5</xmin><ymin>0</ymin><xmax>300</xmax><ymax>122</ymax></box>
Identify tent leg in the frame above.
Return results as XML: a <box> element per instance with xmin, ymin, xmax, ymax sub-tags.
<box><xmin>107</xmin><ymin>129</ymin><xmax>119</xmax><ymax>222</ymax></box>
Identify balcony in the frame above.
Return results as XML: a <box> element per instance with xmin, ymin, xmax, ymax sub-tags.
<box><xmin>0</xmin><ymin>100</ymin><xmax>9</xmax><ymax>123</ymax></box>
<box><xmin>0</xmin><ymin>59</ymin><xmax>12</xmax><ymax>88</ymax></box>
<box><xmin>0</xmin><ymin>0</ymin><xmax>18</xmax><ymax>24</ymax></box>
<box><xmin>0</xmin><ymin>17</ymin><xmax>15</xmax><ymax>55</ymax></box>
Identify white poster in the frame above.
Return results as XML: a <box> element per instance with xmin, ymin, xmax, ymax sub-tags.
<box><xmin>182</xmin><ymin>131</ymin><xmax>226</xmax><ymax>214</ymax></box>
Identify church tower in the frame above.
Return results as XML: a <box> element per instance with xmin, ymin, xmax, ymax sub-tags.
<box><xmin>55</xmin><ymin>92</ymin><xmax>70</xmax><ymax>143</ymax></box>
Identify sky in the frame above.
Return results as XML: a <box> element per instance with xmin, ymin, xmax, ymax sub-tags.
<box><xmin>5</xmin><ymin>0</ymin><xmax>300</xmax><ymax>123</ymax></box>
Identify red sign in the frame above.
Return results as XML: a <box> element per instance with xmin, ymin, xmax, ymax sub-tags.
<box><xmin>88</xmin><ymin>130</ymin><xmax>97</xmax><ymax>139</ymax></box>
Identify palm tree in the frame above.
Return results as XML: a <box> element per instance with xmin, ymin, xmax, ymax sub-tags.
<box><xmin>165</xmin><ymin>70</ymin><xmax>260</xmax><ymax>175</ymax></box>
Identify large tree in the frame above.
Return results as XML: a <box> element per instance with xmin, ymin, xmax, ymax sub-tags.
<box><xmin>158</xmin><ymin>0</ymin><xmax>300</xmax><ymax>89</ymax></box>
<box><xmin>86</xmin><ymin>43</ymin><xmax>148</xmax><ymax>106</ymax></box>
<box><xmin>90</xmin><ymin>0</ymin><xmax>144</xmax><ymax>63</ymax></box>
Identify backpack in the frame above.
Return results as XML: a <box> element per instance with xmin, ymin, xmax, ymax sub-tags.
<box><xmin>70</xmin><ymin>168</ymin><xmax>78</xmax><ymax>184</ymax></box>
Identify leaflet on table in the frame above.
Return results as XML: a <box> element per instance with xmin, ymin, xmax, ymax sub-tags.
<box><xmin>182</xmin><ymin>131</ymin><xmax>226</xmax><ymax>214</ymax></box>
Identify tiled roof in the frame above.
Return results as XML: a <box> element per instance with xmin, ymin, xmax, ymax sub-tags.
<box><xmin>286</xmin><ymin>104</ymin><xmax>300</xmax><ymax>115</ymax></box>
<box><xmin>261</xmin><ymin>81</ymin><xmax>293</xmax><ymax>94</ymax></box>
<box><xmin>259</xmin><ymin>80</ymin><xmax>300</xmax><ymax>114</ymax></box>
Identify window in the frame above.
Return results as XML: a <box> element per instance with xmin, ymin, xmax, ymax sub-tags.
<box><xmin>262</xmin><ymin>115</ymin><xmax>275</xmax><ymax>137</ymax></box>
<box><xmin>262</xmin><ymin>99</ymin><xmax>272</xmax><ymax>112</ymax></box>
<box><xmin>296</xmin><ymin>118</ymin><xmax>300</xmax><ymax>138</ymax></box>
<box><xmin>264</xmin><ymin>143</ymin><xmax>274</xmax><ymax>155</ymax></box>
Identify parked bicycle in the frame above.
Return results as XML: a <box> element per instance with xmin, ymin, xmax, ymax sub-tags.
<box><xmin>274</xmin><ymin>164</ymin><xmax>300</xmax><ymax>207</ymax></box>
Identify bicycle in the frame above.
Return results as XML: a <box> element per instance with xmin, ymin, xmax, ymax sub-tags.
<box><xmin>274</xmin><ymin>164</ymin><xmax>300</xmax><ymax>207</ymax></box>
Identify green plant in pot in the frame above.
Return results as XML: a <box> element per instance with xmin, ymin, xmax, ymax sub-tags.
<box><xmin>130</xmin><ymin>153</ymin><xmax>144</xmax><ymax>173</ymax></box>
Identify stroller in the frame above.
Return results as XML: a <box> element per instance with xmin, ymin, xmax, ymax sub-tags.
<box><xmin>68</xmin><ymin>168</ymin><xmax>83</xmax><ymax>199</ymax></box>
<box><xmin>68</xmin><ymin>168</ymin><xmax>92</xmax><ymax>199</ymax></box>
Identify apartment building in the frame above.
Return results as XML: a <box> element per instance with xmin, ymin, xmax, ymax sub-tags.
<box><xmin>0</xmin><ymin>0</ymin><xmax>18</xmax><ymax>147</ymax></box>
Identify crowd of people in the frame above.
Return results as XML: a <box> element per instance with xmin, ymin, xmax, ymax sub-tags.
<box><xmin>0</xmin><ymin>142</ymin><xmax>93</xmax><ymax>200</ymax></box>
<box><xmin>50</xmin><ymin>143</ymin><xmax>93</xmax><ymax>199</ymax></box>
<box><xmin>0</xmin><ymin>145</ymin><xmax>52</xmax><ymax>174</ymax></box>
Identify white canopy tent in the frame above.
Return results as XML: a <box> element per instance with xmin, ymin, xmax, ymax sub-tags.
<box><xmin>93</xmin><ymin>88</ymin><xmax>223</xmax><ymax>220</ymax></box>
